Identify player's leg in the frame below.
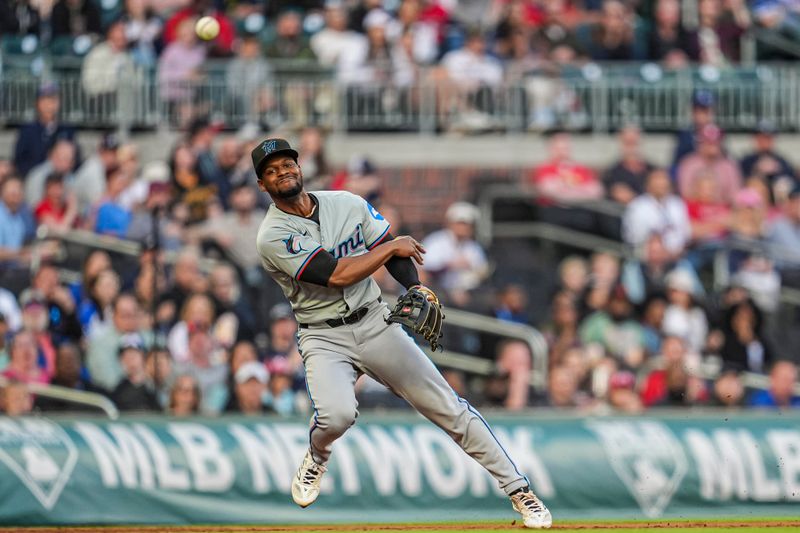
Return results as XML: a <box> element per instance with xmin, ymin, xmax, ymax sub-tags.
<box><xmin>292</xmin><ymin>331</ymin><xmax>360</xmax><ymax>507</ymax></box>
<box><xmin>356</xmin><ymin>311</ymin><xmax>526</xmax><ymax>490</ymax></box>
<box><xmin>355</xmin><ymin>308</ymin><xmax>552</xmax><ymax>528</ymax></box>
<box><xmin>301</xmin><ymin>348</ymin><xmax>359</xmax><ymax>465</ymax></box>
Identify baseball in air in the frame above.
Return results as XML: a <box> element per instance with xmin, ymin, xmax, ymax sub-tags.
<box><xmin>195</xmin><ymin>16</ymin><xmax>220</xmax><ymax>41</ymax></box>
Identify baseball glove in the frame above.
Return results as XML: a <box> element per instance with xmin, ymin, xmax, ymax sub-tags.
<box><xmin>386</xmin><ymin>285</ymin><xmax>445</xmax><ymax>351</ymax></box>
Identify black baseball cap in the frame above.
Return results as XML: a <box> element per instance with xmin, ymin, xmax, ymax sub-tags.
<box><xmin>251</xmin><ymin>138</ymin><xmax>299</xmax><ymax>178</ymax></box>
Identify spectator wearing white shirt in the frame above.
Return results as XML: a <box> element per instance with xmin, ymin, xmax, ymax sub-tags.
<box><xmin>391</xmin><ymin>28</ymin><xmax>420</xmax><ymax>87</ymax></box>
<box><xmin>623</xmin><ymin>168</ymin><xmax>691</xmax><ymax>258</ymax></box>
<box><xmin>422</xmin><ymin>202</ymin><xmax>489</xmax><ymax>307</ymax></box>
<box><xmin>81</xmin><ymin>19</ymin><xmax>136</xmax><ymax>97</ymax></box>
<box><xmin>393</xmin><ymin>0</ymin><xmax>438</xmax><ymax>64</ymax></box>
<box><xmin>441</xmin><ymin>30</ymin><xmax>503</xmax><ymax>90</ymax></box>
<box><xmin>337</xmin><ymin>9</ymin><xmax>394</xmax><ymax>85</ymax></box>
<box><xmin>0</xmin><ymin>288</ymin><xmax>22</xmax><ymax>333</ymax></box>
<box><xmin>311</xmin><ymin>1</ymin><xmax>368</xmax><ymax>68</ymax></box>
<box><xmin>439</xmin><ymin>29</ymin><xmax>504</xmax><ymax>130</ymax></box>
<box><xmin>662</xmin><ymin>269</ymin><xmax>708</xmax><ymax>355</ymax></box>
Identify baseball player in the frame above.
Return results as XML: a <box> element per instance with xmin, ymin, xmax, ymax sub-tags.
<box><xmin>251</xmin><ymin>138</ymin><xmax>552</xmax><ymax>529</ymax></box>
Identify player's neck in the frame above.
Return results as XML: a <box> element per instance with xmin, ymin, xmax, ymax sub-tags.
<box><xmin>274</xmin><ymin>191</ymin><xmax>315</xmax><ymax>218</ymax></box>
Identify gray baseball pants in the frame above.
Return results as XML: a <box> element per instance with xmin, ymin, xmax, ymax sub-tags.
<box><xmin>297</xmin><ymin>299</ymin><xmax>529</xmax><ymax>495</ymax></box>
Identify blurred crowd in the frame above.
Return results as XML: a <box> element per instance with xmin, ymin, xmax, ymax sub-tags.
<box><xmin>3</xmin><ymin>0</ymin><xmax>792</xmax><ymax>70</ymax></box>
<box><xmin>1</xmin><ymin>73</ymin><xmax>800</xmax><ymax>418</ymax></box>
<box><xmin>0</xmin><ymin>1</ymin><xmax>797</xmax><ymax>131</ymax></box>
<box><xmin>450</xmin><ymin>87</ymin><xmax>800</xmax><ymax>414</ymax></box>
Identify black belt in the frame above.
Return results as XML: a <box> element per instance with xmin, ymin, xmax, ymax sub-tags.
<box><xmin>299</xmin><ymin>297</ymin><xmax>381</xmax><ymax>329</ymax></box>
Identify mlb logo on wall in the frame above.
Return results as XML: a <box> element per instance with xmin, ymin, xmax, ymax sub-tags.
<box><xmin>0</xmin><ymin>418</ymin><xmax>78</xmax><ymax>509</ymax></box>
<box><xmin>586</xmin><ymin>420</ymin><xmax>688</xmax><ymax>517</ymax></box>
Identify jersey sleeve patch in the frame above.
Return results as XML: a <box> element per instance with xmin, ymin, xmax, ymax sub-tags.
<box><xmin>360</xmin><ymin>198</ymin><xmax>391</xmax><ymax>249</ymax></box>
<box><xmin>258</xmin><ymin>227</ymin><xmax>325</xmax><ymax>280</ymax></box>
<box><xmin>283</xmin><ymin>233</ymin><xmax>310</xmax><ymax>255</ymax></box>
<box><xmin>367</xmin><ymin>201</ymin><xmax>385</xmax><ymax>221</ymax></box>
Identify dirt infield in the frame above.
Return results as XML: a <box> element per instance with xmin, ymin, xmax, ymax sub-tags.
<box><xmin>12</xmin><ymin>521</ymin><xmax>800</xmax><ymax>533</ymax></box>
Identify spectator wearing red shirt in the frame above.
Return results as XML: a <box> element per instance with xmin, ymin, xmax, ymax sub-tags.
<box><xmin>34</xmin><ymin>173</ymin><xmax>79</xmax><ymax>232</ymax></box>
<box><xmin>640</xmin><ymin>335</ymin><xmax>707</xmax><ymax>407</ymax></box>
<box><xmin>531</xmin><ymin>132</ymin><xmax>606</xmax><ymax>232</ymax></box>
<box><xmin>163</xmin><ymin>0</ymin><xmax>236</xmax><ymax>57</ymax></box>
<box><xmin>685</xmin><ymin>170</ymin><xmax>731</xmax><ymax>243</ymax></box>
<box><xmin>532</xmin><ymin>133</ymin><xmax>603</xmax><ymax>202</ymax></box>
<box><xmin>683</xmin><ymin>169</ymin><xmax>732</xmax><ymax>270</ymax></box>
<box><xmin>607</xmin><ymin>370</ymin><xmax>643</xmax><ymax>413</ymax></box>
<box><xmin>418</xmin><ymin>0</ymin><xmax>451</xmax><ymax>44</ymax></box>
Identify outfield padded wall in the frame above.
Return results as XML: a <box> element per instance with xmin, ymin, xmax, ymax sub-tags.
<box><xmin>0</xmin><ymin>413</ymin><xmax>798</xmax><ymax>525</ymax></box>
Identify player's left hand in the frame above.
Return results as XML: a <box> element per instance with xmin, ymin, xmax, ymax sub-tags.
<box><xmin>386</xmin><ymin>285</ymin><xmax>445</xmax><ymax>351</ymax></box>
<box><xmin>390</xmin><ymin>236</ymin><xmax>426</xmax><ymax>265</ymax></box>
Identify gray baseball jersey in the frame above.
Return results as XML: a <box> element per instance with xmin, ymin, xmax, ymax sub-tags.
<box><xmin>256</xmin><ymin>190</ymin><xmax>530</xmax><ymax>497</ymax></box>
<box><xmin>256</xmin><ymin>191</ymin><xmax>389</xmax><ymax>324</ymax></box>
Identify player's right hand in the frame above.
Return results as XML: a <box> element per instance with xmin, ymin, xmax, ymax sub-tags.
<box><xmin>391</xmin><ymin>235</ymin><xmax>426</xmax><ymax>265</ymax></box>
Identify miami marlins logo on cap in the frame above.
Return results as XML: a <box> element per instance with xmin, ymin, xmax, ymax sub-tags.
<box><xmin>263</xmin><ymin>140</ymin><xmax>277</xmax><ymax>154</ymax></box>
<box><xmin>252</xmin><ymin>138</ymin><xmax>299</xmax><ymax>176</ymax></box>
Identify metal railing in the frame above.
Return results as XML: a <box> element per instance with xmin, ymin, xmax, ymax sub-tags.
<box><xmin>323</xmin><ymin>294</ymin><xmax>550</xmax><ymax>392</ymax></box>
<box><xmin>476</xmin><ymin>183</ymin><xmax>625</xmax><ymax>247</ymax></box>
<box><xmin>3</xmin><ymin>57</ymin><xmax>800</xmax><ymax>135</ymax></box>
<box><xmin>752</xmin><ymin>27</ymin><xmax>800</xmax><ymax>60</ymax></box>
<box><xmin>35</xmin><ymin>226</ymin><xmax>220</xmax><ymax>272</ymax></box>
<box><xmin>0</xmin><ymin>375</ymin><xmax>119</xmax><ymax>419</ymax></box>
<box><xmin>434</xmin><ymin>305</ymin><xmax>550</xmax><ymax>392</ymax></box>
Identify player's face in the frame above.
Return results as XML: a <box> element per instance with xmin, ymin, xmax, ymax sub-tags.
<box><xmin>258</xmin><ymin>155</ymin><xmax>304</xmax><ymax>199</ymax></box>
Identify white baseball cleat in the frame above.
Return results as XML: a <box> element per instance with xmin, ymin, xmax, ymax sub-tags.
<box><xmin>510</xmin><ymin>488</ymin><xmax>552</xmax><ymax>529</ymax></box>
<box><xmin>291</xmin><ymin>449</ymin><xmax>327</xmax><ymax>508</ymax></box>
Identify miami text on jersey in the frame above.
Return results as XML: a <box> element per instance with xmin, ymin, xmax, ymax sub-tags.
<box><xmin>329</xmin><ymin>224</ymin><xmax>364</xmax><ymax>259</ymax></box>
